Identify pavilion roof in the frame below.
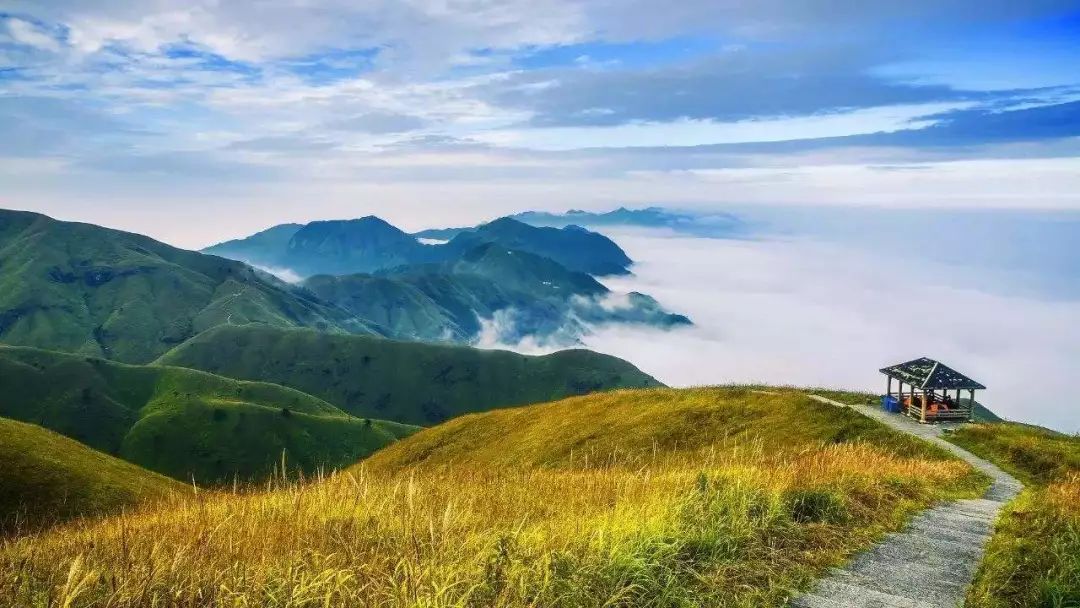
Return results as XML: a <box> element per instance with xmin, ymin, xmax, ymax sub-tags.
<box><xmin>880</xmin><ymin>357</ymin><xmax>986</xmax><ymax>390</ymax></box>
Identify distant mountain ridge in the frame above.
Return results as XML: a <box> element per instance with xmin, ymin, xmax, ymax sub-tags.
<box><xmin>203</xmin><ymin>213</ymin><xmax>685</xmax><ymax>345</ymax></box>
<box><xmin>204</xmin><ymin>216</ymin><xmax>634</xmax><ymax>278</ymax></box>
<box><xmin>415</xmin><ymin>206</ymin><xmax>746</xmax><ymax>240</ymax></box>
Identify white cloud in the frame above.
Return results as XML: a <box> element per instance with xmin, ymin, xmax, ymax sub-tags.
<box><xmin>4</xmin><ymin>17</ymin><xmax>62</xmax><ymax>52</ymax></box>
<box><xmin>477</xmin><ymin>102</ymin><xmax>968</xmax><ymax>150</ymax></box>
<box><xmin>576</xmin><ymin>229</ymin><xmax>1080</xmax><ymax>433</ymax></box>
<box><xmin>253</xmin><ymin>264</ymin><xmax>303</xmax><ymax>283</ymax></box>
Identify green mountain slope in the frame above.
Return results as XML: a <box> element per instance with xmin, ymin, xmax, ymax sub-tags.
<box><xmin>0</xmin><ymin>416</ymin><xmax>188</xmax><ymax>533</ymax></box>
<box><xmin>156</xmin><ymin>324</ymin><xmax>663</xmax><ymax>425</ymax></box>
<box><xmin>0</xmin><ymin>209</ymin><xmax>373</xmax><ymax>364</ymax></box>
<box><xmin>0</xmin><ymin>345</ymin><xmax>417</xmax><ymax>483</ymax></box>
<box><xmin>306</xmin><ymin>242</ymin><xmax>689</xmax><ymax>344</ymax></box>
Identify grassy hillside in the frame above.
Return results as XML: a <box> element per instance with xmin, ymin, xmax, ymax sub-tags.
<box><xmin>0</xmin><ymin>417</ymin><xmax>188</xmax><ymax>534</ymax></box>
<box><xmin>0</xmin><ymin>208</ymin><xmax>371</xmax><ymax>364</ymax></box>
<box><xmin>947</xmin><ymin>423</ymin><xmax>1080</xmax><ymax>608</ymax></box>
<box><xmin>365</xmin><ymin>386</ymin><xmax>960</xmax><ymax>471</ymax></box>
<box><xmin>0</xmin><ymin>387</ymin><xmax>985</xmax><ymax>607</ymax></box>
<box><xmin>157</xmin><ymin>324</ymin><xmax>662</xmax><ymax>425</ymax></box>
<box><xmin>0</xmin><ymin>345</ymin><xmax>417</xmax><ymax>483</ymax></box>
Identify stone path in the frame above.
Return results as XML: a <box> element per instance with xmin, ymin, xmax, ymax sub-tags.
<box><xmin>789</xmin><ymin>395</ymin><xmax>1023</xmax><ymax>608</ymax></box>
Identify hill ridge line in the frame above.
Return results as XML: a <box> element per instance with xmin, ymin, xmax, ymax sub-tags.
<box><xmin>790</xmin><ymin>395</ymin><xmax>1023</xmax><ymax>608</ymax></box>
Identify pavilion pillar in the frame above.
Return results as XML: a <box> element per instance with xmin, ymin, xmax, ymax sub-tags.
<box><xmin>886</xmin><ymin>377</ymin><xmax>892</xmax><ymax>398</ymax></box>
<box><xmin>920</xmin><ymin>388</ymin><xmax>927</xmax><ymax>423</ymax></box>
<box><xmin>969</xmin><ymin>389</ymin><xmax>976</xmax><ymax>422</ymax></box>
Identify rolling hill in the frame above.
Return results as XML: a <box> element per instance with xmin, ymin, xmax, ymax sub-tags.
<box><xmin>156</xmin><ymin>324</ymin><xmax>663</xmax><ymax>425</ymax></box>
<box><xmin>0</xmin><ymin>345</ymin><xmax>417</xmax><ymax>483</ymax></box>
<box><xmin>363</xmin><ymin>386</ymin><xmax>964</xmax><ymax>471</ymax></box>
<box><xmin>0</xmin><ymin>209</ymin><xmax>373</xmax><ymax>364</ymax></box>
<box><xmin>0</xmin><ymin>417</ymin><xmax>188</xmax><ymax>533</ymax></box>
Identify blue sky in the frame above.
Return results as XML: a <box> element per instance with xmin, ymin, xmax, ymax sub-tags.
<box><xmin>1</xmin><ymin>0</ymin><xmax>1079</xmax><ymax>246</ymax></box>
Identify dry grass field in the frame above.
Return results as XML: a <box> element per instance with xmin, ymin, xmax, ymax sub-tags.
<box><xmin>0</xmin><ymin>387</ymin><xmax>986</xmax><ymax>607</ymax></box>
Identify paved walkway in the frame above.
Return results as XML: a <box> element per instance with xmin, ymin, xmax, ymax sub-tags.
<box><xmin>789</xmin><ymin>396</ymin><xmax>1023</xmax><ymax>608</ymax></box>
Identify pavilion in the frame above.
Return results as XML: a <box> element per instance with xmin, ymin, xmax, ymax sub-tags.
<box><xmin>880</xmin><ymin>357</ymin><xmax>986</xmax><ymax>423</ymax></box>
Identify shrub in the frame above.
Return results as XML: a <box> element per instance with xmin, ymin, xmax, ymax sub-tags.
<box><xmin>785</xmin><ymin>488</ymin><xmax>848</xmax><ymax>524</ymax></box>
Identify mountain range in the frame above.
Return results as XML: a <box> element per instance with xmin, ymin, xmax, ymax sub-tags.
<box><xmin>205</xmin><ymin>215</ymin><xmax>634</xmax><ymax>278</ymax></box>
<box><xmin>0</xmin><ymin>205</ymin><xmax>671</xmax><ymax>483</ymax></box>
<box><xmin>415</xmin><ymin>206</ymin><xmax>746</xmax><ymax>240</ymax></box>
<box><xmin>1</xmin><ymin>208</ymin><xmax>687</xmax><ymax>357</ymax></box>
<box><xmin>203</xmin><ymin>213</ymin><xmax>687</xmax><ymax>345</ymax></box>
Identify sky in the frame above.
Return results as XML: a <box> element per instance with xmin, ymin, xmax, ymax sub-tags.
<box><xmin>1</xmin><ymin>1</ymin><xmax>1080</xmax><ymax>247</ymax></box>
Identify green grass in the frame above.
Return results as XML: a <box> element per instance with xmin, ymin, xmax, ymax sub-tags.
<box><xmin>156</xmin><ymin>324</ymin><xmax>662</xmax><ymax>425</ymax></box>
<box><xmin>0</xmin><ymin>345</ymin><xmax>418</xmax><ymax>484</ymax></box>
<box><xmin>948</xmin><ymin>423</ymin><xmax>1080</xmax><ymax>608</ymax></box>
<box><xmin>0</xmin><ymin>417</ymin><xmax>188</xmax><ymax>534</ymax></box>
<box><xmin>0</xmin><ymin>208</ymin><xmax>371</xmax><ymax>364</ymax></box>
<box><xmin>949</xmin><ymin>423</ymin><xmax>1080</xmax><ymax>486</ymax></box>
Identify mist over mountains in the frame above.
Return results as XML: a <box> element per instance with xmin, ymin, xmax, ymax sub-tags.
<box><xmin>202</xmin><ymin>214</ymin><xmax>687</xmax><ymax>346</ymax></box>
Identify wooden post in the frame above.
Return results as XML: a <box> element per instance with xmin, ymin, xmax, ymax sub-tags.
<box><xmin>886</xmin><ymin>376</ymin><xmax>892</xmax><ymax>399</ymax></box>
<box><xmin>969</xmin><ymin>389</ymin><xmax>976</xmax><ymax>422</ymax></box>
<box><xmin>920</xmin><ymin>388</ymin><xmax>927</xmax><ymax>423</ymax></box>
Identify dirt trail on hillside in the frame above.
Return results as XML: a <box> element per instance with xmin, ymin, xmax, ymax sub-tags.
<box><xmin>790</xmin><ymin>395</ymin><xmax>1022</xmax><ymax>608</ymax></box>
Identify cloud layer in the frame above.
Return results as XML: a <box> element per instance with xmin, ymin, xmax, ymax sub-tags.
<box><xmin>580</xmin><ymin>227</ymin><xmax>1080</xmax><ymax>433</ymax></box>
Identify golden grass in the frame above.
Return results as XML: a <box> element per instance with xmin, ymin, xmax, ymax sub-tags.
<box><xmin>0</xmin><ymin>388</ymin><xmax>983</xmax><ymax>607</ymax></box>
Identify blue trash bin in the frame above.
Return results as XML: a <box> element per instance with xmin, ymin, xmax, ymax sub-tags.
<box><xmin>881</xmin><ymin>395</ymin><xmax>900</xmax><ymax>413</ymax></box>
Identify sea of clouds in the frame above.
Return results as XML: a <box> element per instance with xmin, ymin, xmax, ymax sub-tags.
<box><xmin>576</xmin><ymin>217</ymin><xmax>1080</xmax><ymax>434</ymax></box>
